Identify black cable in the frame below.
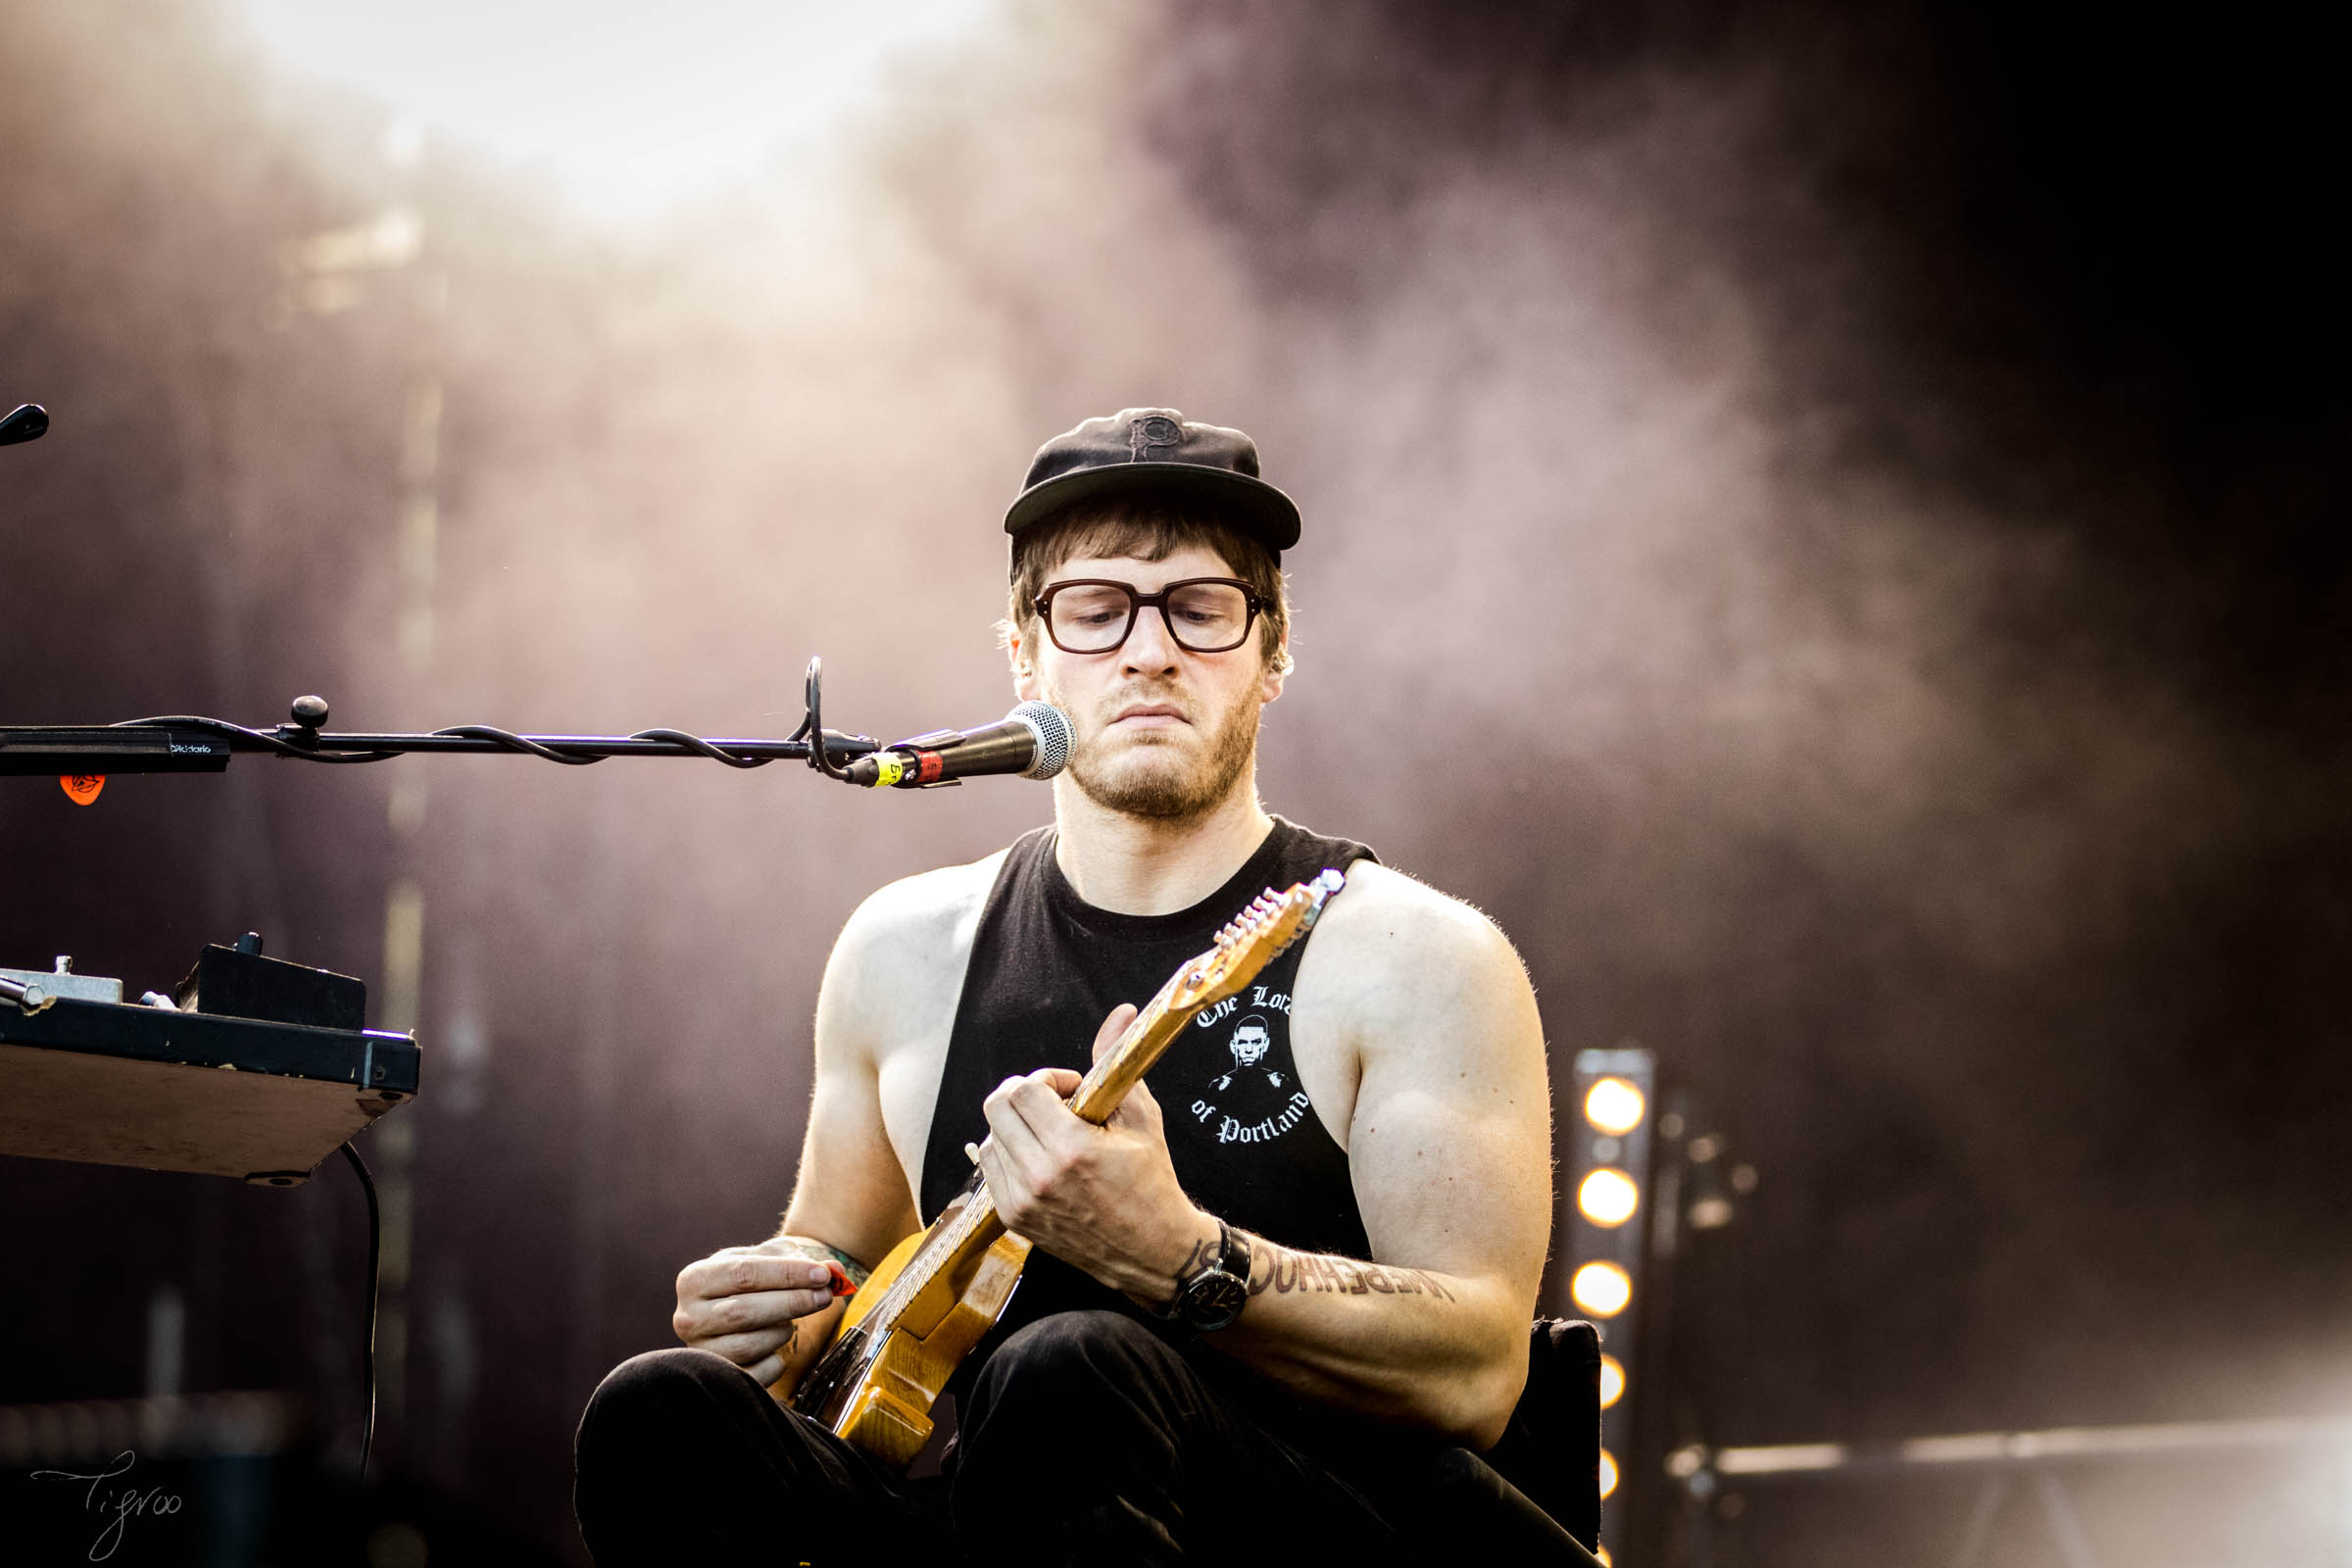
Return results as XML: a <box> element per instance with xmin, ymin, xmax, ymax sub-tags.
<box><xmin>103</xmin><ymin>698</ymin><xmax>871</xmax><ymax>777</ymax></box>
<box><xmin>428</xmin><ymin>723</ymin><xmax>778</xmax><ymax>767</ymax></box>
<box><xmin>421</xmin><ymin>723</ymin><xmax>607</xmax><ymax>764</ymax></box>
<box><xmin>337</xmin><ymin>1142</ymin><xmax>380</xmax><ymax>1482</ymax></box>
<box><xmin>112</xmin><ymin>716</ymin><xmax>799</xmax><ymax>767</ymax></box>
<box><xmin>618</xmin><ymin>727</ymin><xmax>775</xmax><ymax>768</ymax></box>
<box><xmin>116</xmin><ymin>713</ymin><xmax>398</xmax><ymax>764</ymax></box>
<box><xmin>6</xmin><ymin>657</ymin><xmax>889</xmax><ymax>776</ymax></box>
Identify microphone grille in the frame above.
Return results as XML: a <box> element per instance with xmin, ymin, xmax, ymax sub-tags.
<box><xmin>1010</xmin><ymin>701</ymin><xmax>1073</xmax><ymax>780</ymax></box>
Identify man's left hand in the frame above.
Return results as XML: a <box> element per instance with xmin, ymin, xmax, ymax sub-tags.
<box><xmin>967</xmin><ymin>1002</ymin><xmax>1216</xmax><ymax>1303</ymax></box>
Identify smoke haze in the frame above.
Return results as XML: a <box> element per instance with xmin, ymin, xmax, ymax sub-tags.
<box><xmin>3</xmin><ymin>1</ymin><xmax>2344</xmax><ymax>1560</ymax></box>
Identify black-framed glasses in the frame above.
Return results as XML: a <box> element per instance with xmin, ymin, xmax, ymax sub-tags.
<box><xmin>1034</xmin><ymin>577</ymin><xmax>1265</xmax><ymax>655</ymax></box>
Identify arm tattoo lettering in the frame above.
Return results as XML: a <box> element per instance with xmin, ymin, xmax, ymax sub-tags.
<box><xmin>1171</xmin><ymin>1234</ymin><xmax>1214</xmax><ymax>1285</ymax></box>
<box><xmin>1243</xmin><ymin>1235</ymin><xmax>1458</xmax><ymax>1302</ymax></box>
<box><xmin>770</xmin><ymin>1233</ymin><xmax>873</xmax><ymax>1288</ymax></box>
<box><xmin>1147</xmin><ymin>1232</ymin><xmax>1219</xmax><ymax>1313</ymax></box>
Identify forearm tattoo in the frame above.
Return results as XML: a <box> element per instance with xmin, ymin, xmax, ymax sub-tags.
<box><xmin>1153</xmin><ymin>1231</ymin><xmax>1219</xmax><ymax>1313</ymax></box>
<box><xmin>1243</xmin><ymin>1234</ymin><xmax>1457</xmax><ymax>1301</ymax></box>
<box><xmin>1173</xmin><ymin>1232</ymin><xmax>1215</xmax><ymax>1278</ymax></box>
<box><xmin>771</xmin><ymin>1232</ymin><xmax>872</xmax><ymax>1287</ymax></box>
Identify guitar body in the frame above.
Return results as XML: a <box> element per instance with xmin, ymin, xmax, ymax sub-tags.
<box><xmin>780</xmin><ymin>869</ymin><xmax>1348</xmax><ymax>1467</ymax></box>
<box><xmin>786</xmin><ymin>1194</ymin><xmax>1031</xmax><ymax>1466</ymax></box>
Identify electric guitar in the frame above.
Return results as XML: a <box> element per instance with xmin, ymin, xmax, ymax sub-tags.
<box><xmin>780</xmin><ymin>867</ymin><xmax>1348</xmax><ymax>1465</ymax></box>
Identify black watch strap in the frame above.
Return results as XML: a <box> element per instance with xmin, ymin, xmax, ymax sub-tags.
<box><xmin>1160</xmin><ymin>1218</ymin><xmax>1253</xmax><ymax>1332</ymax></box>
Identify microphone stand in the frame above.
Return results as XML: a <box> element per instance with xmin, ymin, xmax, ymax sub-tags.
<box><xmin>0</xmin><ymin>658</ymin><xmax>883</xmax><ymax>780</ymax></box>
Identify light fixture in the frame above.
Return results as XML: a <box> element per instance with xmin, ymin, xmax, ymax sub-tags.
<box><xmin>1584</xmin><ymin>1076</ymin><xmax>1645</xmax><ymax>1135</ymax></box>
<box><xmin>1567</xmin><ymin>1045</ymin><xmax>1658</xmax><ymax>1531</ymax></box>
<box><xmin>1578</xmin><ymin>1167</ymin><xmax>1641</xmax><ymax>1227</ymax></box>
<box><xmin>1571</xmin><ymin>1260</ymin><xmax>1632</xmax><ymax>1317</ymax></box>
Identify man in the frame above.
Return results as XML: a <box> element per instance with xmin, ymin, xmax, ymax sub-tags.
<box><xmin>575</xmin><ymin>410</ymin><xmax>1555</xmax><ymax>1564</ymax></box>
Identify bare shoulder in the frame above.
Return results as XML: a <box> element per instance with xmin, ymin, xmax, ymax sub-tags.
<box><xmin>1302</xmin><ymin>861</ymin><xmax>1549</xmax><ymax>1321</ymax></box>
<box><xmin>1291</xmin><ymin>858</ymin><xmax>1543</xmax><ymax>1119</ymax></box>
<box><xmin>820</xmin><ymin>851</ymin><xmax>1006</xmax><ymax>1048</ymax></box>
<box><xmin>1301</xmin><ymin>859</ymin><xmax>1531</xmax><ymax>1006</ymax></box>
<box><xmin>836</xmin><ymin>852</ymin><xmax>1004</xmax><ymax>960</ymax></box>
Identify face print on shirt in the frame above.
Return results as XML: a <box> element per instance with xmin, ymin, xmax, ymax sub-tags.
<box><xmin>1211</xmin><ymin>1014</ymin><xmax>1281</xmax><ymax>1089</ymax></box>
<box><xmin>1186</xmin><ymin>992</ymin><xmax>1318</xmax><ymax>1149</ymax></box>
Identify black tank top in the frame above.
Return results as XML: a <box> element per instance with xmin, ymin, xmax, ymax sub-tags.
<box><xmin>918</xmin><ymin>817</ymin><xmax>1378</xmax><ymax>1345</ymax></box>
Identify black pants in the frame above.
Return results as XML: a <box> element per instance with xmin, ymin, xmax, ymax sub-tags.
<box><xmin>573</xmin><ymin>1309</ymin><xmax>1413</xmax><ymax>1566</ymax></box>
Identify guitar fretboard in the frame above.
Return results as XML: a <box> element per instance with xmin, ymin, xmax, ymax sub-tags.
<box><xmin>851</xmin><ymin>956</ymin><xmax>1199</xmax><ymax>1330</ymax></box>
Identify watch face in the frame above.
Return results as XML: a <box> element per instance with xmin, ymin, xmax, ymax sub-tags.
<box><xmin>1183</xmin><ymin>1270</ymin><xmax>1250</xmax><ymax>1331</ymax></box>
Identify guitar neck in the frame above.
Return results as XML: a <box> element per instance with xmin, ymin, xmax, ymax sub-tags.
<box><xmin>1065</xmin><ymin>966</ymin><xmax>1197</xmax><ymax>1123</ymax></box>
<box><xmin>956</xmin><ymin>883</ymin><xmax>1334</xmax><ymax>1228</ymax></box>
<box><xmin>922</xmin><ymin>970</ymin><xmax>1206</xmax><ymax>1255</ymax></box>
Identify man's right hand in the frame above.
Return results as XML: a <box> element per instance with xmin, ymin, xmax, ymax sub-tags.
<box><xmin>671</xmin><ymin>1245</ymin><xmax>847</xmax><ymax>1389</ymax></box>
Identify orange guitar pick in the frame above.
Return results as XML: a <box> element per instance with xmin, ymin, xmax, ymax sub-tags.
<box><xmin>61</xmin><ymin>774</ymin><xmax>105</xmax><ymax>806</ymax></box>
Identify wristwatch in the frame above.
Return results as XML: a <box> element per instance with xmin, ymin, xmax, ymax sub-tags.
<box><xmin>1159</xmin><ymin>1217</ymin><xmax>1253</xmax><ymax>1332</ymax></box>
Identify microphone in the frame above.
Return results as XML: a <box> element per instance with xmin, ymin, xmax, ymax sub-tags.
<box><xmin>845</xmin><ymin>701</ymin><xmax>1072</xmax><ymax>789</ymax></box>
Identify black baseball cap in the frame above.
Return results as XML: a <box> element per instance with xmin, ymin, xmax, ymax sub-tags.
<box><xmin>1004</xmin><ymin>408</ymin><xmax>1301</xmax><ymax>561</ymax></box>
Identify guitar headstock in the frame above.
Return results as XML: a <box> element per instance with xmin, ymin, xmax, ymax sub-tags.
<box><xmin>1168</xmin><ymin>867</ymin><xmax>1348</xmax><ymax>1016</ymax></box>
<box><xmin>1066</xmin><ymin>868</ymin><xmax>1351</xmax><ymax>1123</ymax></box>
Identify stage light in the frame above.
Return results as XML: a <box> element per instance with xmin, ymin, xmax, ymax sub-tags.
<box><xmin>1565</xmin><ymin>1045</ymin><xmax>1657</xmax><ymax>1532</ymax></box>
<box><xmin>1595</xmin><ymin>1549</ymin><xmax>1613</xmax><ymax>1566</ymax></box>
<box><xmin>1585</xmin><ymin>1076</ymin><xmax>1645</xmax><ymax>1135</ymax></box>
<box><xmin>1572</xmin><ymin>1260</ymin><xmax>1632</xmax><ymax>1317</ymax></box>
<box><xmin>1578</xmin><ymin>1167</ymin><xmax>1641</xmax><ymax>1227</ymax></box>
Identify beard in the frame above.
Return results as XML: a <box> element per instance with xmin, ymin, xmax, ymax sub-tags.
<box><xmin>1055</xmin><ymin>684</ymin><xmax>1262</xmax><ymax>821</ymax></box>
